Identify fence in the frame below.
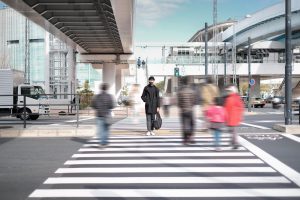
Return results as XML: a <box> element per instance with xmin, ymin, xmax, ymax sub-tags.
<box><xmin>0</xmin><ymin>93</ymin><xmax>129</xmax><ymax>128</ymax></box>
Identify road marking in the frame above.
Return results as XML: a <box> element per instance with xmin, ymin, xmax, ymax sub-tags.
<box><xmin>88</xmin><ymin>138</ymin><xmax>231</xmax><ymax>143</ymax></box>
<box><xmin>64</xmin><ymin>159</ymin><xmax>264</xmax><ymax>165</ymax></box>
<box><xmin>55</xmin><ymin>166</ymin><xmax>276</xmax><ymax>174</ymax></box>
<box><xmin>255</xmin><ymin>120</ymin><xmax>283</xmax><ymax>123</ymax></box>
<box><xmin>99</xmin><ymin>134</ymin><xmax>233</xmax><ymax>139</ymax></box>
<box><xmin>83</xmin><ymin>142</ymin><xmax>231</xmax><ymax>147</ymax></box>
<box><xmin>241</xmin><ymin>122</ymin><xmax>271</xmax><ymax>130</ymax></box>
<box><xmin>78</xmin><ymin>146</ymin><xmax>247</xmax><ymax>151</ymax></box>
<box><xmin>65</xmin><ymin>117</ymin><xmax>95</xmax><ymax>123</ymax></box>
<box><xmin>44</xmin><ymin>176</ymin><xmax>290</xmax><ymax>184</ymax></box>
<box><xmin>29</xmin><ymin>188</ymin><xmax>300</xmax><ymax>198</ymax></box>
<box><xmin>282</xmin><ymin>134</ymin><xmax>300</xmax><ymax>143</ymax></box>
<box><xmin>239</xmin><ymin>136</ymin><xmax>300</xmax><ymax>187</ymax></box>
<box><xmin>72</xmin><ymin>152</ymin><xmax>254</xmax><ymax>158</ymax></box>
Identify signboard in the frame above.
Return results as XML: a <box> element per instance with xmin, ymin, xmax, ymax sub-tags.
<box><xmin>249</xmin><ymin>78</ymin><xmax>255</xmax><ymax>86</ymax></box>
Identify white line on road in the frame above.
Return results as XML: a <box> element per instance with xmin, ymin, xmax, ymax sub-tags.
<box><xmin>239</xmin><ymin>136</ymin><xmax>300</xmax><ymax>187</ymax></box>
<box><xmin>241</xmin><ymin>122</ymin><xmax>271</xmax><ymax>130</ymax></box>
<box><xmin>29</xmin><ymin>189</ymin><xmax>300</xmax><ymax>198</ymax></box>
<box><xmin>72</xmin><ymin>152</ymin><xmax>254</xmax><ymax>158</ymax></box>
<box><xmin>88</xmin><ymin>138</ymin><xmax>231</xmax><ymax>143</ymax></box>
<box><xmin>83</xmin><ymin>142</ymin><xmax>231</xmax><ymax>147</ymax></box>
<box><xmin>55</xmin><ymin>167</ymin><xmax>276</xmax><ymax>174</ymax></box>
<box><xmin>44</xmin><ymin>176</ymin><xmax>290</xmax><ymax>184</ymax></box>
<box><xmin>78</xmin><ymin>146</ymin><xmax>247</xmax><ymax>152</ymax></box>
<box><xmin>65</xmin><ymin>117</ymin><xmax>95</xmax><ymax>123</ymax></box>
<box><xmin>64</xmin><ymin>159</ymin><xmax>264</xmax><ymax>165</ymax></box>
<box><xmin>281</xmin><ymin>134</ymin><xmax>300</xmax><ymax>143</ymax></box>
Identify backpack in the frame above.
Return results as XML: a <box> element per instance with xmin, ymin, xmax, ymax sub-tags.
<box><xmin>153</xmin><ymin>112</ymin><xmax>162</xmax><ymax>130</ymax></box>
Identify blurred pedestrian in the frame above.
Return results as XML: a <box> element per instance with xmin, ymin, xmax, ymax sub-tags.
<box><xmin>202</xmin><ymin>77</ymin><xmax>220</xmax><ymax>110</ymax></box>
<box><xmin>141</xmin><ymin>76</ymin><xmax>160</xmax><ymax>136</ymax></box>
<box><xmin>201</xmin><ymin>77</ymin><xmax>220</xmax><ymax>129</ymax></box>
<box><xmin>91</xmin><ymin>83</ymin><xmax>116</xmax><ymax>148</ymax></box>
<box><xmin>177</xmin><ymin>77</ymin><xmax>197</xmax><ymax>145</ymax></box>
<box><xmin>224</xmin><ymin>84</ymin><xmax>244</xmax><ymax>149</ymax></box>
<box><xmin>162</xmin><ymin>94</ymin><xmax>171</xmax><ymax>117</ymax></box>
<box><xmin>205</xmin><ymin>97</ymin><xmax>227</xmax><ymax>151</ymax></box>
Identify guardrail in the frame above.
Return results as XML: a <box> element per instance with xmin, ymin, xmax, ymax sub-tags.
<box><xmin>0</xmin><ymin>93</ymin><xmax>128</xmax><ymax>129</ymax></box>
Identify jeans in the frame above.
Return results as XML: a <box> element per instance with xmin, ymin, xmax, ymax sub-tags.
<box><xmin>97</xmin><ymin>117</ymin><xmax>109</xmax><ymax>145</ymax></box>
<box><xmin>214</xmin><ymin>129</ymin><xmax>221</xmax><ymax>147</ymax></box>
<box><xmin>146</xmin><ymin>114</ymin><xmax>155</xmax><ymax>131</ymax></box>
<box><xmin>180</xmin><ymin>112</ymin><xmax>194</xmax><ymax>141</ymax></box>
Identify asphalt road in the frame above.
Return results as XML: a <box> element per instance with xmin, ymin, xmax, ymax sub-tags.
<box><xmin>1</xmin><ymin>135</ymin><xmax>300</xmax><ymax>200</ymax></box>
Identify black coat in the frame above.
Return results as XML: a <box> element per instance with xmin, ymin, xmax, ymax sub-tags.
<box><xmin>141</xmin><ymin>84</ymin><xmax>160</xmax><ymax>114</ymax></box>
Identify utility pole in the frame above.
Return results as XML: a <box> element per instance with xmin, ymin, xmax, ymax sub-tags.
<box><xmin>224</xmin><ymin>42</ymin><xmax>227</xmax><ymax>86</ymax></box>
<box><xmin>205</xmin><ymin>22</ymin><xmax>208</xmax><ymax>77</ymax></box>
<box><xmin>24</xmin><ymin>18</ymin><xmax>30</xmax><ymax>84</ymax></box>
<box><xmin>285</xmin><ymin>0</ymin><xmax>292</xmax><ymax>125</ymax></box>
<box><xmin>247</xmin><ymin>37</ymin><xmax>252</xmax><ymax>112</ymax></box>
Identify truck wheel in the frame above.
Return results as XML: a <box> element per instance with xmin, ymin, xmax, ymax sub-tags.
<box><xmin>19</xmin><ymin>108</ymin><xmax>31</xmax><ymax>120</ymax></box>
<box><xmin>30</xmin><ymin>114</ymin><xmax>39</xmax><ymax>120</ymax></box>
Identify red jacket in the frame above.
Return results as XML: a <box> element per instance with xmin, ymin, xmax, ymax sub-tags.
<box><xmin>224</xmin><ymin>93</ymin><xmax>244</xmax><ymax>126</ymax></box>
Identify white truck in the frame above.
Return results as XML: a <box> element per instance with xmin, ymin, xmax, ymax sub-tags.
<box><xmin>0</xmin><ymin>69</ymin><xmax>50</xmax><ymax>120</ymax></box>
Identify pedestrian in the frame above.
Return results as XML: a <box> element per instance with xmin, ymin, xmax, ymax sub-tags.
<box><xmin>162</xmin><ymin>94</ymin><xmax>171</xmax><ymax>117</ymax></box>
<box><xmin>141</xmin><ymin>76</ymin><xmax>160</xmax><ymax>136</ymax></box>
<box><xmin>224</xmin><ymin>84</ymin><xmax>244</xmax><ymax>149</ymax></box>
<box><xmin>205</xmin><ymin>97</ymin><xmax>227</xmax><ymax>151</ymax></box>
<box><xmin>177</xmin><ymin>76</ymin><xmax>197</xmax><ymax>145</ymax></box>
<box><xmin>91</xmin><ymin>83</ymin><xmax>116</xmax><ymax>148</ymax></box>
<box><xmin>201</xmin><ymin>77</ymin><xmax>220</xmax><ymax>129</ymax></box>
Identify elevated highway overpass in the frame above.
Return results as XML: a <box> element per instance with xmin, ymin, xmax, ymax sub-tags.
<box><xmin>1</xmin><ymin>0</ymin><xmax>135</xmax><ymax>94</ymax></box>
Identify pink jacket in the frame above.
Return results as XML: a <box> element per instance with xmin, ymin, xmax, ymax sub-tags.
<box><xmin>205</xmin><ymin>105</ymin><xmax>227</xmax><ymax>123</ymax></box>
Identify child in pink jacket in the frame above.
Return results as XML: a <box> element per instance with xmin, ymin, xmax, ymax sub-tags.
<box><xmin>205</xmin><ymin>97</ymin><xmax>227</xmax><ymax>151</ymax></box>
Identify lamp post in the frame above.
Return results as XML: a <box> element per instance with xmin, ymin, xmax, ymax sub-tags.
<box><xmin>247</xmin><ymin>37</ymin><xmax>252</xmax><ymax>112</ymax></box>
<box><xmin>285</xmin><ymin>0</ymin><xmax>292</xmax><ymax>125</ymax></box>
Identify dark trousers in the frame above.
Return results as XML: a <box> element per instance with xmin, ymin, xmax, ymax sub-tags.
<box><xmin>180</xmin><ymin>112</ymin><xmax>194</xmax><ymax>141</ymax></box>
<box><xmin>146</xmin><ymin>113</ymin><xmax>155</xmax><ymax>131</ymax></box>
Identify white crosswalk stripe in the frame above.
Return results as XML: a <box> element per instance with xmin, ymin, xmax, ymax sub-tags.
<box><xmin>28</xmin><ymin>135</ymin><xmax>300</xmax><ymax>199</ymax></box>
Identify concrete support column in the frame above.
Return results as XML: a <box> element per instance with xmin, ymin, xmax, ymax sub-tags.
<box><xmin>251</xmin><ymin>75</ymin><xmax>261</xmax><ymax>97</ymax></box>
<box><xmin>115</xmin><ymin>68</ymin><xmax>122</xmax><ymax>96</ymax></box>
<box><xmin>103</xmin><ymin>63</ymin><xmax>116</xmax><ymax>95</ymax></box>
<box><xmin>67</xmin><ymin>46</ymin><xmax>76</xmax><ymax>97</ymax></box>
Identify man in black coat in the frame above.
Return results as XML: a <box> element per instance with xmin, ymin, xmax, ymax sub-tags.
<box><xmin>141</xmin><ymin>76</ymin><xmax>160</xmax><ymax>136</ymax></box>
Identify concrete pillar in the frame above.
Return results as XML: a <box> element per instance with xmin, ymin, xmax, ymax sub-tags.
<box><xmin>67</xmin><ymin>46</ymin><xmax>76</xmax><ymax>98</ymax></box>
<box><xmin>115</xmin><ymin>68</ymin><xmax>122</xmax><ymax>96</ymax></box>
<box><xmin>251</xmin><ymin>75</ymin><xmax>261</xmax><ymax>97</ymax></box>
<box><xmin>44</xmin><ymin>32</ymin><xmax>50</xmax><ymax>94</ymax></box>
<box><xmin>103</xmin><ymin>63</ymin><xmax>116</xmax><ymax>95</ymax></box>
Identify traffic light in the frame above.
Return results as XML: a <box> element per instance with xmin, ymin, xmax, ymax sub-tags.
<box><xmin>137</xmin><ymin>57</ymin><xmax>141</xmax><ymax>69</ymax></box>
<box><xmin>174</xmin><ymin>67</ymin><xmax>180</xmax><ymax>77</ymax></box>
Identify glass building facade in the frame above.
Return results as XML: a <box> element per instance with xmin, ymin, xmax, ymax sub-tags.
<box><xmin>0</xmin><ymin>6</ymin><xmax>101</xmax><ymax>98</ymax></box>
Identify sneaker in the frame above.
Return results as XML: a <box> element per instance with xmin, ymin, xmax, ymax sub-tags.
<box><xmin>232</xmin><ymin>145</ymin><xmax>239</xmax><ymax>150</ymax></box>
<box><xmin>150</xmin><ymin>131</ymin><xmax>156</xmax><ymax>136</ymax></box>
<box><xmin>146</xmin><ymin>131</ymin><xmax>151</xmax><ymax>136</ymax></box>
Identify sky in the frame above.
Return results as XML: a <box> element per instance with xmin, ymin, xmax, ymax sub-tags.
<box><xmin>135</xmin><ymin>0</ymin><xmax>283</xmax><ymax>43</ymax></box>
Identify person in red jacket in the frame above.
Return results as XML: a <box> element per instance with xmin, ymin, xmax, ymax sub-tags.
<box><xmin>224</xmin><ymin>84</ymin><xmax>244</xmax><ymax>149</ymax></box>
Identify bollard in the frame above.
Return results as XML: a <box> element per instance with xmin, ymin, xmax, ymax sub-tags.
<box><xmin>23</xmin><ymin>95</ymin><xmax>26</xmax><ymax>128</ymax></box>
<box><xmin>76</xmin><ymin>94</ymin><xmax>79</xmax><ymax>128</ymax></box>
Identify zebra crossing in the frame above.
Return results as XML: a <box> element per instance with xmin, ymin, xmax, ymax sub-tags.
<box><xmin>28</xmin><ymin>134</ymin><xmax>300</xmax><ymax>199</ymax></box>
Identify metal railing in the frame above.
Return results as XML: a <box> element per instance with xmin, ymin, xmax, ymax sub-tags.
<box><xmin>0</xmin><ymin>93</ymin><xmax>129</xmax><ymax>128</ymax></box>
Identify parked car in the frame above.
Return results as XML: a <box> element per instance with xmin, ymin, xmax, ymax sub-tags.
<box><xmin>272</xmin><ymin>96</ymin><xmax>285</xmax><ymax>104</ymax></box>
<box><xmin>264</xmin><ymin>96</ymin><xmax>273</xmax><ymax>103</ymax></box>
<box><xmin>242</xmin><ymin>96</ymin><xmax>266</xmax><ymax>108</ymax></box>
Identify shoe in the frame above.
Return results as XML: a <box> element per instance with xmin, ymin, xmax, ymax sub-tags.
<box><xmin>232</xmin><ymin>145</ymin><xmax>239</xmax><ymax>150</ymax></box>
<box><xmin>150</xmin><ymin>131</ymin><xmax>156</xmax><ymax>136</ymax></box>
<box><xmin>146</xmin><ymin>131</ymin><xmax>151</xmax><ymax>136</ymax></box>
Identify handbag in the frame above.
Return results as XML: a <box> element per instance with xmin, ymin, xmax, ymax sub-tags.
<box><xmin>104</xmin><ymin>112</ymin><xmax>113</xmax><ymax>125</ymax></box>
<box><xmin>153</xmin><ymin>112</ymin><xmax>162</xmax><ymax>130</ymax></box>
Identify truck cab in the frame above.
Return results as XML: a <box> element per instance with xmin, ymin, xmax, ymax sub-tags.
<box><xmin>14</xmin><ymin>84</ymin><xmax>50</xmax><ymax>120</ymax></box>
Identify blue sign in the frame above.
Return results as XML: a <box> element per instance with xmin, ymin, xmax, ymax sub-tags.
<box><xmin>249</xmin><ymin>78</ymin><xmax>255</xmax><ymax>86</ymax></box>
